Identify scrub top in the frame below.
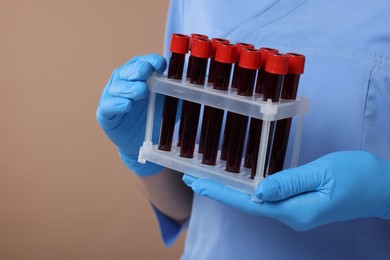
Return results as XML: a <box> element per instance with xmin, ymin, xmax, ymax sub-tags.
<box><xmin>155</xmin><ymin>0</ymin><xmax>390</xmax><ymax>259</ymax></box>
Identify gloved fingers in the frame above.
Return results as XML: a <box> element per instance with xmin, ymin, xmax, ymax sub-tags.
<box><xmin>139</xmin><ymin>54</ymin><xmax>167</xmax><ymax>74</ymax></box>
<box><xmin>183</xmin><ymin>175</ymin><xmax>252</xmax><ymax>206</ymax></box>
<box><xmin>124</xmin><ymin>55</ymin><xmax>141</xmax><ymax>64</ymax></box>
<box><xmin>108</xmin><ymin>80</ymin><xmax>148</xmax><ymax>101</ymax></box>
<box><xmin>273</xmin><ymin>191</ymin><xmax>331</xmax><ymax>231</ymax></box>
<box><xmin>249</xmin><ymin>189</ymin><xmax>330</xmax><ymax>230</ymax></box>
<box><xmin>119</xmin><ymin>60</ymin><xmax>154</xmax><ymax>81</ymax></box>
<box><xmin>97</xmin><ymin>95</ymin><xmax>132</xmax><ymax>119</ymax></box>
<box><xmin>182</xmin><ymin>174</ymin><xmax>330</xmax><ymax>228</ymax></box>
<box><xmin>182</xmin><ymin>174</ymin><xmax>273</xmax><ymax>216</ymax></box>
<box><xmin>119</xmin><ymin>54</ymin><xmax>167</xmax><ymax>80</ymax></box>
<box><xmin>256</xmin><ymin>165</ymin><xmax>324</xmax><ymax>201</ymax></box>
<box><xmin>182</xmin><ymin>174</ymin><xmax>198</xmax><ymax>186</ymax></box>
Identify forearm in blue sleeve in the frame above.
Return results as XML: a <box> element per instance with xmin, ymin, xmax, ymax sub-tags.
<box><xmin>151</xmin><ymin>205</ymin><xmax>189</xmax><ymax>247</ymax></box>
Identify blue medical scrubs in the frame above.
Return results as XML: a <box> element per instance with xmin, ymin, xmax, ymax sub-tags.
<box><xmin>155</xmin><ymin>0</ymin><xmax>390</xmax><ymax>259</ymax></box>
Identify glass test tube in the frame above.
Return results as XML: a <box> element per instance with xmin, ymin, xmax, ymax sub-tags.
<box><xmin>220</xmin><ymin>43</ymin><xmax>255</xmax><ymax>160</ymax></box>
<box><xmin>267</xmin><ymin>53</ymin><xmax>305</xmax><ymax>175</ymax></box>
<box><xmin>254</xmin><ymin>53</ymin><xmax>288</xmax><ymax>178</ymax></box>
<box><xmin>201</xmin><ymin>43</ymin><xmax>237</xmax><ymax>165</ymax></box>
<box><xmin>178</xmin><ymin>34</ymin><xmax>209</xmax><ymax>147</ymax></box>
<box><xmin>231</xmin><ymin>43</ymin><xmax>255</xmax><ymax>89</ymax></box>
<box><xmin>255</xmin><ymin>48</ymin><xmax>280</xmax><ymax>94</ymax></box>
<box><xmin>186</xmin><ymin>34</ymin><xmax>209</xmax><ymax>80</ymax></box>
<box><xmin>158</xmin><ymin>34</ymin><xmax>190</xmax><ymax>151</ymax></box>
<box><xmin>179</xmin><ymin>38</ymin><xmax>212</xmax><ymax>158</ymax></box>
<box><xmin>198</xmin><ymin>38</ymin><xmax>230</xmax><ymax>153</ymax></box>
<box><xmin>244</xmin><ymin>48</ymin><xmax>279</xmax><ymax>170</ymax></box>
<box><xmin>207</xmin><ymin>38</ymin><xmax>230</xmax><ymax>84</ymax></box>
<box><xmin>225</xmin><ymin>48</ymin><xmax>261</xmax><ymax>173</ymax></box>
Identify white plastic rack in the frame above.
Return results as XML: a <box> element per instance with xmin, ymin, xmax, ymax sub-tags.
<box><xmin>138</xmin><ymin>74</ymin><xmax>310</xmax><ymax>198</ymax></box>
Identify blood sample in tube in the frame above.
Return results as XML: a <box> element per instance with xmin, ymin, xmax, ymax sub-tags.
<box><xmin>201</xmin><ymin>43</ymin><xmax>237</xmax><ymax>165</ymax></box>
<box><xmin>250</xmin><ymin>53</ymin><xmax>288</xmax><ymax>178</ymax></box>
<box><xmin>267</xmin><ymin>53</ymin><xmax>305</xmax><ymax>175</ymax></box>
<box><xmin>255</xmin><ymin>48</ymin><xmax>279</xmax><ymax>94</ymax></box>
<box><xmin>158</xmin><ymin>34</ymin><xmax>190</xmax><ymax>151</ymax></box>
<box><xmin>222</xmin><ymin>45</ymin><xmax>261</xmax><ymax>160</ymax></box>
<box><xmin>244</xmin><ymin>48</ymin><xmax>279</xmax><ymax>169</ymax></box>
<box><xmin>180</xmin><ymin>38</ymin><xmax>212</xmax><ymax>158</ymax></box>
<box><xmin>220</xmin><ymin>112</ymin><xmax>233</xmax><ymax>160</ymax></box>
<box><xmin>198</xmin><ymin>38</ymin><xmax>229</xmax><ymax>152</ymax></box>
<box><xmin>198</xmin><ymin>105</ymin><xmax>210</xmax><ymax>153</ymax></box>
<box><xmin>186</xmin><ymin>34</ymin><xmax>209</xmax><ymax>80</ymax></box>
<box><xmin>178</xmin><ymin>34</ymin><xmax>209</xmax><ymax>147</ymax></box>
<box><xmin>244</xmin><ymin>118</ymin><xmax>263</xmax><ymax>169</ymax></box>
<box><xmin>207</xmin><ymin>38</ymin><xmax>230</xmax><ymax>84</ymax></box>
<box><xmin>225</xmin><ymin>48</ymin><xmax>261</xmax><ymax>173</ymax></box>
<box><xmin>231</xmin><ymin>43</ymin><xmax>254</xmax><ymax>89</ymax></box>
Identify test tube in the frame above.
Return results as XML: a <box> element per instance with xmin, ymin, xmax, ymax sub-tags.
<box><xmin>201</xmin><ymin>43</ymin><xmax>237</xmax><ymax>165</ymax></box>
<box><xmin>225</xmin><ymin>48</ymin><xmax>261</xmax><ymax>173</ymax></box>
<box><xmin>244</xmin><ymin>48</ymin><xmax>279</xmax><ymax>169</ymax></box>
<box><xmin>186</xmin><ymin>34</ymin><xmax>209</xmax><ymax>80</ymax></box>
<box><xmin>178</xmin><ymin>34</ymin><xmax>209</xmax><ymax>147</ymax></box>
<box><xmin>221</xmin><ymin>44</ymin><xmax>256</xmax><ymax>160</ymax></box>
<box><xmin>251</xmin><ymin>53</ymin><xmax>288</xmax><ymax>178</ymax></box>
<box><xmin>198</xmin><ymin>38</ymin><xmax>230</xmax><ymax>153</ymax></box>
<box><xmin>180</xmin><ymin>38</ymin><xmax>212</xmax><ymax>158</ymax></box>
<box><xmin>255</xmin><ymin>48</ymin><xmax>280</xmax><ymax>94</ymax></box>
<box><xmin>231</xmin><ymin>43</ymin><xmax>255</xmax><ymax>89</ymax></box>
<box><xmin>267</xmin><ymin>53</ymin><xmax>305</xmax><ymax>175</ymax></box>
<box><xmin>197</xmin><ymin>105</ymin><xmax>211</xmax><ymax>153</ymax></box>
<box><xmin>207</xmin><ymin>38</ymin><xmax>230</xmax><ymax>84</ymax></box>
<box><xmin>158</xmin><ymin>34</ymin><xmax>190</xmax><ymax>151</ymax></box>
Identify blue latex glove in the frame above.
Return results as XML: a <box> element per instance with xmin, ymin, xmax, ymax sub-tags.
<box><xmin>96</xmin><ymin>54</ymin><xmax>167</xmax><ymax>176</ymax></box>
<box><xmin>183</xmin><ymin>151</ymin><xmax>390</xmax><ymax>231</ymax></box>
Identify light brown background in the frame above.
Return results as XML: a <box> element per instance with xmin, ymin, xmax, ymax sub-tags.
<box><xmin>0</xmin><ymin>0</ymin><xmax>186</xmax><ymax>259</ymax></box>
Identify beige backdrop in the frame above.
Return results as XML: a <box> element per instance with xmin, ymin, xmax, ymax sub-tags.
<box><xmin>0</xmin><ymin>0</ymin><xmax>186</xmax><ymax>259</ymax></box>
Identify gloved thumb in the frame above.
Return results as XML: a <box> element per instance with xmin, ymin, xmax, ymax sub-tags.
<box><xmin>256</xmin><ymin>165</ymin><xmax>323</xmax><ymax>201</ymax></box>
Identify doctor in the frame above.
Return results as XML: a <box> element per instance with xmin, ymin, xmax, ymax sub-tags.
<box><xmin>97</xmin><ymin>0</ymin><xmax>390</xmax><ymax>259</ymax></box>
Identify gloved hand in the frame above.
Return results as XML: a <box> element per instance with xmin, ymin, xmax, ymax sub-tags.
<box><xmin>96</xmin><ymin>54</ymin><xmax>167</xmax><ymax>176</ymax></box>
<box><xmin>183</xmin><ymin>151</ymin><xmax>390</xmax><ymax>230</ymax></box>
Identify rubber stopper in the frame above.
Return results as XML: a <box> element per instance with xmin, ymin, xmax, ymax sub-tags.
<box><xmin>211</xmin><ymin>38</ymin><xmax>230</xmax><ymax>55</ymax></box>
<box><xmin>191</xmin><ymin>38</ymin><xmax>212</xmax><ymax>58</ymax></box>
<box><xmin>189</xmin><ymin>34</ymin><xmax>209</xmax><ymax>50</ymax></box>
<box><xmin>191</xmin><ymin>33</ymin><xmax>209</xmax><ymax>40</ymax></box>
<box><xmin>265</xmin><ymin>53</ymin><xmax>288</xmax><ymax>75</ymax></box>
<box><xmin>169</xmin><ymin>33</ymin><xmax>190</xmax><ymax>54</ymax></box>
<box><xmin>239</xmin><ymin>48</ymin><xmax>261</xmax><ymax>70</ymax></box>
<box><xmin>235</xmin><ymin>42</ymin><xmax>255</xmax><ymax>62</ymax></box>
<box><xmin>286</xmin><ymin>53</ymin><xmax>306</xmax><ymax>74</ymax></box>
<box><xmin>259</xmin><ymin>47</ymin><xmax>279</xmax><ymax>67</ymax></box>
<box><xmin>215</xmin><ymin>43</ymin><xmax>237</xmax><ymax>64</ymax></box>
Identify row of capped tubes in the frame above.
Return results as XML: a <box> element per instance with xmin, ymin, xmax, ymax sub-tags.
<box><xmin>157</xmin><ymin>33</ymin><xmax>305</xmax><ymax>178</ymax></box>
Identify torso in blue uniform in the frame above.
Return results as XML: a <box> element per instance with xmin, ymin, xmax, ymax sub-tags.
<box><xmin>164</xmin><ymin>0</ymin><xmax>390</xmax><ymax>259</ymax></box>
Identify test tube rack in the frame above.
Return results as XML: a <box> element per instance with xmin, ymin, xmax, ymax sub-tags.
<box><xmin>138</xmin><ymin>74</ymin><xmax>310</xmax><ymax>198</ymax></box>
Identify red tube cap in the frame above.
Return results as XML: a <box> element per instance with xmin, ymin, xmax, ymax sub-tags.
<box><xmin>286</xmin><ymin>53</ymin><xmax>306</xmax><ymax>74</ymax></box>
<box><xmin>265</xmin><ymin>53</ymin><xmax>288</xmax><ymax>75</ymax></box>
<box><xmin>169</xmin><ymin>33</ymin><xmax>190</xmax><ymax>54</ymax></box>
<box><xmin>259</xmin><ymin>47</ymin><xmax>279</xmax><ymax>67</ymax></box>
<box><xmin>211</xmin><ymin>38</ymin><xmax>230</xmax><ymax>55</ymax></box>
<box><xmin>191</xmin><ymin>38</ymin><xmax>212</xmax><ymax>58</ymax></box>
<box><xmin>189</xmin><ymin>33</ymin><xmax>209</xmax><ymax>50</ymax></box>
<box><xmin>215</xmin><ymin>43</ymin><xmax>237</xmax><ymax>64</ymax></box>
<box><xmin>191</xmin><ymin>33</ymin><xmax>208</xmax><ymax>40</ymax></box>
<box><xmin>239</xmin><ymin>48</ymin><xmax>261</xmax><ymax>70</ymax></box>
<box><xmin>235</xmin><ymin>42</ymin><xmax>255</xmax><ymax>62</ymax></box>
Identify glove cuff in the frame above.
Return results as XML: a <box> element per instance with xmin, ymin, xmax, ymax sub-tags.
<box><xmin>118</xmin><ymin>149</ymin><xmax>163</xmax><ymax>177</ymax></box>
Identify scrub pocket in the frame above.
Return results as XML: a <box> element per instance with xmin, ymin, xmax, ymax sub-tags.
<box><xmin>294</xmin><ymin>52</ymin><xmax>373</xmax><ymax>164</ymax></box>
